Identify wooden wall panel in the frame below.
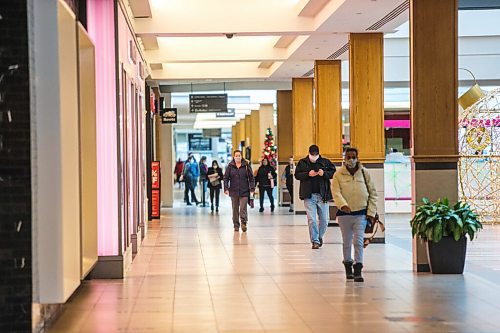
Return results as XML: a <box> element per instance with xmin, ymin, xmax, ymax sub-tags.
<box><xmin>250</xmin><ymin>110</ymin><xmax>260</xmax><ymax>163</ymax></box>
<box><xmin>349</xmin><ymin>33</ymin><xmax>385</xmax><ymax>163</ymax></box>
<box><xmin>277</xmin><ymin>90</ymin><xmax>293</xmax><ymax>163</ymax></box>
<box><xmin>292</xmin><ymin>78</ymin><xmax>314</xmax><ymax>159</ymax></box>
<box><xmin>410</xmin><ymin>0</ymin><xmax>458</xmax><ymax>162</ymax></box>
<box><xmin>315</xmin><ymin>60</ymin><xmax>343</xmax><ymax>162</ymax></box>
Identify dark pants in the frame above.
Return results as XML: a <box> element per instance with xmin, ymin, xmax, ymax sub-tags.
<box><xmin>210</xmin><ymin>188</ymin><xmax>220</xmax><ymax>208</ymax></box>
<box><xmin>184</xmin><ymin>178</ymin><xmax>198</xmax><ymax>204</ymax></box>
<box><xmin>231</xmin><ymin>196</ymin><xmax>249</xmax><ymax>228</ymax></box>
<box><xmin>259</xmin><ymin>186</ymin><xmax>274</xmax><ymax>209</ymax></box>
<box><xmin>286</xmin><ymin>181</ymin><xmax>293</xmax><ymax>204</ymax></box>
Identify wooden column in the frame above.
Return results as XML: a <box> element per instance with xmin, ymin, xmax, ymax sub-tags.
<box><xmin>349</xmin><ymin>33</ymin><xmax>385</xmax><ymax>242</ymax></box>
<box><xmin>277</xmin><ymin>90</ymin><xmax>293</xmax><ymax>163</ymax></box>
<box><xmin>238</xmin><ymin>119</ymin><xmax>246</xmax><ymax>150</ymax></box>
<box><xmin>292</xmin><ymin>78</ymin><xmax>314</xmax><ymax>159</ymax></box>
<box><xmin>245</xmin><ymin>115</ymin><xmax>252</xmax><ymax>147</ymax></box>
<box><xmin>349</xmin><ymin>33</ymin><xmax>385</xmax><ymax>163</ymax></box>
<box><xmin>231</xmin><ymin>125</ymin><xmax>238</xmax><ymax>152</ymax></box>
<box><xmin>410</xmin><ymin>0</ymin><xmax>459</xmax><ymax>272</ymax></box>
<box><xmin>315</xmin><ymin>60</ymin><xmax>343</xmax><ymax>163</ymax></box>
<box><xmin>250</xmin><ymin>110</ymin><xmax>260</xmax><ymax>164</ymax></box>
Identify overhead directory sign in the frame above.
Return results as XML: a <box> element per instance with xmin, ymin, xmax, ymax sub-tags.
<box><xmin>189</xmin><ymin>94</ymin><xmax>228</xmax><ymax>113</ymax></box>
<box><xmin>202</xmin><ymin>128</ymin><xmax>222</xmax><ymax>137</ymax></box>
<box><xmin>216</xmin><ymin>108</ymin><xmax>235</xmax><ymax>118</ymax></box>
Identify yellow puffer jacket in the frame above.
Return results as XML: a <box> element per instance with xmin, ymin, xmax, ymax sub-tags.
<box><xmin>332</xmin><ymin>164</ymin><xmax>378</xmax><ymax>217</ymax></box>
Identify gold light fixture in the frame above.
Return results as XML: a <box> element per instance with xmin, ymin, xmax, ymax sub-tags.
<box><xmin>458</xmin><ymin>68</ymin><xmax>485</xmax><ymax>110</ymax></box>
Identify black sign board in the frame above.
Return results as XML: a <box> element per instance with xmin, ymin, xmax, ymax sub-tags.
<box><xmin>216</xmin><ymin>108</ymin><xmax>235</xmax><ymax>118</ymax></box>
<box><xmin>189</xmin><ymin>94</ymin><xmax>228</xmax><ymax>113</ymax></box>
<box><xmin>202</xmin><ymin>128</ymin><xmax>222</xmax><ymax>137</ymax></box>
<box><xmin>161</xmin><ymin>108</ymin><xmax>177</xmax><ymax>124</ymax></box>
<box><xmin>188</xmin><ymin>133</ymin><xmax>212</xmax><ymax>151</ymax></box>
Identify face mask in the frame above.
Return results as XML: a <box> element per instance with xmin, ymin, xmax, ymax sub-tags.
<box><xmin>346</xmin><ymin>158</ymin><xmax>358</xmax><ymax>168</ymax></box>
<box><xmin>234</xmin><ymin>157</ymin><xmax>242</xmax><ymax>163</ymax></box>
<box><xmin>309</xmin><ymin>154</ymin><xmax>319</xmax><ymax>163</ymax></box>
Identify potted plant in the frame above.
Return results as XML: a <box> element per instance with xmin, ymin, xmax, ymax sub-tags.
<box><xmin>410</xmin><ymin>198</ymin><xmax>483</xmax><ymax>274</ymax></box>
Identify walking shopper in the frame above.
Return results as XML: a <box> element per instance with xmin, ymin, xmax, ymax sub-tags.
<box><xmin>207</xmin><ymin>160</ymin><xmax>223</xmax><ymax>213</ymax></box>
<box><xmin>183</xmin><ymin>156</ymin><xmax>200</xmax><ymax>206</ymax></box>
<box><xmin>174</xmin><ymin>158</ymin><xmax>184</xmax><ymax>189</ymax></box>
<box><xmin>295</xmin><ymin>145</ymin><xmax>336</xmax><ymax>249</ymax></box>
<box><xmin>223</xmin><ymin>150</ymin><xmax>255</xmax><ymax>232</ymax></box>
<box><xmin>332</xmin><ymin>147</ymin><xmax>377</xmax><ymax>282</ymax></box>
<box><xmin>199</xmin><ymin>156</ymin><xmax>209</xmax><ymax>207</ymax></box>
<box><xmin>281</xmin><ymin>156</ymin><xmax>295</xmax><ymax>212</ymax></box>
<box><xmin>255</xmin><ymin>158</ymin><xmax>277</xmax><ymax>212</ymax></box>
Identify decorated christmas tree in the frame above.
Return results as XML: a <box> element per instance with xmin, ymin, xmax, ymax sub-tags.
<box><xmin>262</xmin><ymin>127</ymin><xmax>278</xmax><ymax>169</ymax></box>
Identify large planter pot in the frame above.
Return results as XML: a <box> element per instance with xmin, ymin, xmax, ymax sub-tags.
<box><xmin>427</xmin><ymin>236</ymin><xmax>467</xmax><ymax>274</ymax></box>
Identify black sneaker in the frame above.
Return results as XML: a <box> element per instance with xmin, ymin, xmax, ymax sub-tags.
<box><xmin>187</xmin><ymin>203</ymin><xmax>193</xmax><ymax>206</ymax></box>
<box><xmin>259</xmin><ymin>208</ymin><xmax>264</xmax><ymax>213</ymax></box>
<box><xmin>271</xmin><ymin>206</ymin><xmax>275</xmax><ymax>212</ymax></box>
<box><xmin>312</xmin><ymin>242</ymin><xmax>320</xmax><ymax>249</ymax></box>
<box><xmin>242</xmin><ymin>223</ymin><xmax>247</xmax><ymax>232</ymax></box>
<box><xmin>319</xmin><ymin>238</ymin><xmax>323</xmax><ymax>247</ymax></box>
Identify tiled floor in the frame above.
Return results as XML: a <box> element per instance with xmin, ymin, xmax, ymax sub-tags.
<box><xmin>45</xmin><ymin>194</ymin><xmax>500</xmax><ymax>333</ymax></box>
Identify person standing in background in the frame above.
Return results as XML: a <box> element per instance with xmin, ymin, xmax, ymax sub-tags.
<box><xmin>207</xmin><ymin>160</ymin><xmax>223</xmax><ymax>213</ymax></box>
<box><xmin>190</xmin><ymin>154</ymin><xmax>200</xmax><ymax>199</ymax></box>
<box><xmin>255</xmin><ymin>157</ymin><xmax>277</xmax><ymax>213</ymax></box>
<box><xmin>183</xmin><ymin>156</ymin><xmax>200</xmax><ymax>206</ymax></box>
<box><xmin>174</xmin><ymin>158</ymin><xmax>184</xmax><ymax>189</ymax></box>
<box><xmin>281</xmin><ymin>156</ymin><xmax>295</xmax><ymax>212</ymax></box>
<box><xmin>199</xmin><ymin>156</ymin><xmax>209</xmax><ymax>207</ymax></box>
<box><xmin>295</xmin><ymin>145</ymin><xmax>336</xmax><ymax>249</ymax></box>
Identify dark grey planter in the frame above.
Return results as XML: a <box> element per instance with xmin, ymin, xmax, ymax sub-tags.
<box><xmin>427</xmin><ymin>236</ymin><xmax>467</xmax><ymax>274</ymax></box>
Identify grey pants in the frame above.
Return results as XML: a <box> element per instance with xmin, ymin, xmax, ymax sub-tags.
<box><xmin>231</xmin><ymin>196</ymin><xmax>249</xmax><ymax>228</ymax></box>
<box><xmin>338</xmin><ymin>215</ymin><xmax>367</xmax><ymax>264</ymax></box>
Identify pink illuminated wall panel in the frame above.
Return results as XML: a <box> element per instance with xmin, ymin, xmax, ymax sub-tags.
<box><xmin>87</xmin><ymin>0</ymin><xmax>119</xmax><ymax>256</ymax></box>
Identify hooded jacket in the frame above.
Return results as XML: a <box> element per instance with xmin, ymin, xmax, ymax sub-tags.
<box><xmin>223</xmin><ymin>159</ymin><xmax>255</xmax><ymax>197</ymax></box>
<box><xmin>294</xmin><ymin>155</ymin><xmax>335</xmax><ymax>202</ymax></box>
<box><xmin>331</xmin><ymin>164</ymin><xmax>378</xmax><ymax>217</ymax></box>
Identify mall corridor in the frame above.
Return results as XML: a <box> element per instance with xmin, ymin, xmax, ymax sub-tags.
<box><xmin>45</xmin><ymin>196</ymin><xmax>500</xmax><ymax>333</ymax></box>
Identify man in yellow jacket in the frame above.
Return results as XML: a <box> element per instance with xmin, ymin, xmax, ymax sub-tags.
<box><xmin>332</xmin><ymin>147</ymin><xmax>378</xmax><ymax>282</ymax></box>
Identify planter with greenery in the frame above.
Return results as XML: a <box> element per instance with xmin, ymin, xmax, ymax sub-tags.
<box><xmin>410</xmin><ymin>198</ymin><xmax>483</xmax><ymax>274</ymax></box>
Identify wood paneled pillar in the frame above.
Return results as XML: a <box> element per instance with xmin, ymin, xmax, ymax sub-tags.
<box><xmin>292</xmin><ymin>78</ymin><xmax>314</xmax><ymax>159</ymax></box>
<box><xmin>250</xmin><ymin>110</ymin><xmax>260</xmax><ymax>164</ymax></box>
<box><xmin>231</xmin><ymin>125</ymin><xmax>238</xmax><ymax>153</ymax></box>
<box><xmin>315</xmin><ymin>60</ymin><xmax>343</xmax><ymax>163</ymax></box>
<box><xmin>349</xmin><ymin>33</ymin><xmax>386</xmax><ymax>242</ymax></box>
<box><xmin>277</xmin><ymin>90</ymin><xmax>293</xmax><ymax>164</ymax></box>
<box><xmin>410</xmin><ymin>0</ymin><xmax>459</xmax><ymax>272</ymax></box>
<box><xmin>292</xmin><ymin>78</ymin><xmax>314</xmax><ymax>214</ymax></box>
<box><xmin>238</xmin><ymin>119</ymin><xmax>246</xmax><ymax>151</ymax></box>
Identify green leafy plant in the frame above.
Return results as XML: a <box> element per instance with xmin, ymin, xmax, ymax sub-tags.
<box><xmin>410</xmin><ymin>198</ymin><xmax>483</xmax><ymax>243</ymax></box>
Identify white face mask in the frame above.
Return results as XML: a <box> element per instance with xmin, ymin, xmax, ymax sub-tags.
<box><xmin>309</xmin><ymin>154</ymin><xmax>319</xmax><ymax>163</ymax></box>
<box><xmin>234</xmin><ymin>157</ymin><xmax>242</xmax><ymax>163</ymax></box>
<box><xmin>345</xmin><ymin>158</ymin><xmax>358</xmax><ymax>168</ymax></box>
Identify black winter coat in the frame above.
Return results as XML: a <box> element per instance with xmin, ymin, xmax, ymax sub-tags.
<box><xmin>294</xmin><ymin>155</ymin><xmax>336</xmax><ymax>202</ymax></box>
<box><xmin>255</xmin><ymin>165</ymin><xmax>277</xmax><ymax>188</ymax></box>
<box><xmin>207</xmin><ymin>167</ymin><xmax>223</xmax><ymax>190</ymax></box>
<box><xmin>223</xmin><ymin>159</ymin><xmax>256</xmax><ymax>197</ymax></box>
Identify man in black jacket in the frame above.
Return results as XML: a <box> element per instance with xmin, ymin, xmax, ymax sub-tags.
<box><xmin>295</xmin><ymin>145</ymin><xmax>336</xmax><ymax>249</ymax></box>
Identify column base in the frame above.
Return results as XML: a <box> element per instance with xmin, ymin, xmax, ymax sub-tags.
<box><xmin>89</xmin><ymin>248</ymin><xmax>132</xmax><ymax>279</ymax></box>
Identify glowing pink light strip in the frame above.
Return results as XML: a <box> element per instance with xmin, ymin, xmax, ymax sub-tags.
<box><xmin>87</xmin><ymin>0</ymin><xmax>119</xmax><ymax>256</ymax></box>
<box><xmin>384</xmin><ymin>120</ymin><xmax>410</xmax><ymax>128</ymax></box>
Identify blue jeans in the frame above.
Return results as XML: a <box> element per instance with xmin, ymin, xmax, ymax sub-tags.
<box><xmin>304</xmin><ymin>193</ymin><xmax>329</xmax><ymax>244</ymax></box>
<box><xmin>338</xmin><ymin>215</ymin><xmax>367</xmax><ymax>264</ymax></box>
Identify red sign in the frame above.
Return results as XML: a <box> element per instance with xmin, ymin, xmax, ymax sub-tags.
<box><xmin>151</xmin><ymin>161</ymin><xmax>161</xmax><ymax>219</ymax></box>
<box><xmin>151</xmin><ymin>190</ymin><xmax>160</xmax><ymax>218</ymax></box>
<box><xmin>152</xmin><ymin>161</ymin><xmax>160</xmax><ymax>189</ymax></box>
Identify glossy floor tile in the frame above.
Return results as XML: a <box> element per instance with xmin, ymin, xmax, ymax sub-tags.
<box><xmin>45</xmin><ymin>193</ymin><xmax>500</xmax><ymax>333</ymax></box>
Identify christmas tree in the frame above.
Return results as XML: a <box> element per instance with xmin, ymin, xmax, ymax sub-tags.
<box><xmin>262</xmin><ymin>127</ymin><xmax>278</xmax><ymax>169</ymax></box>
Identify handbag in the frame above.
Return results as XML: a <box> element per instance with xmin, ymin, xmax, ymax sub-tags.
<box><xmin>361</xmin><ymin>168</ymin><xmax>385</xmax><ymax>247</ymax></box>
<box><xmin>246</xmin><ymin>165</ymin><xmax>255</xmax><ymax>208</ymax></box>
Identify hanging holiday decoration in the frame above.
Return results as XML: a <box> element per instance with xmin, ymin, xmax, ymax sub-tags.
<box><xmin>459</xmin><ymin>87</ymin><xmax>499</xmax><ymax>224</ymax></box>
<box><xmin>261</xmin><ymin>127</ymin><xmax>278</xmax><ymax>169</ymax></box>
